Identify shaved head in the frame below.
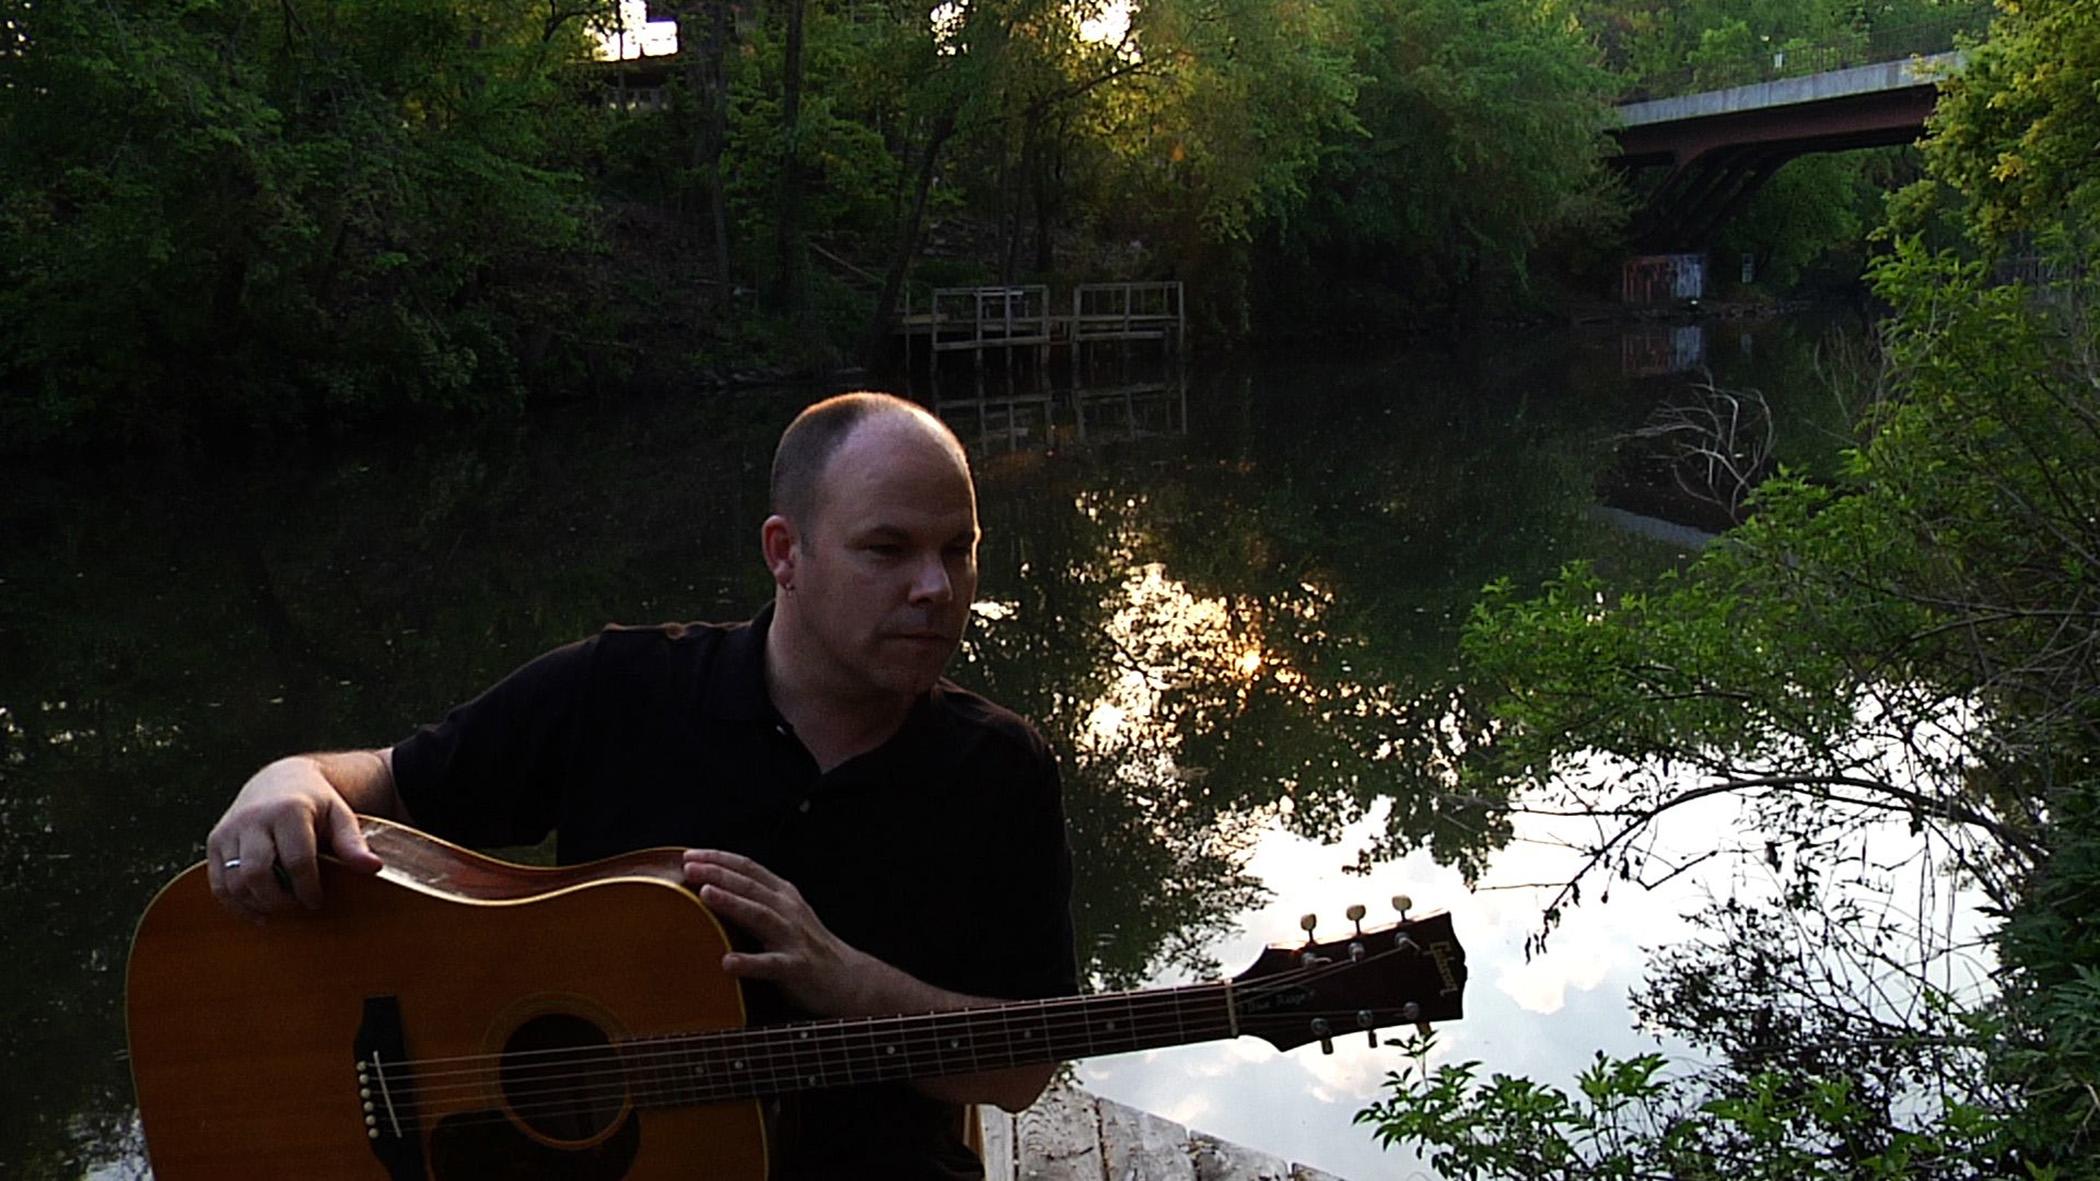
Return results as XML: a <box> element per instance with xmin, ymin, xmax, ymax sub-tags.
<box><xmin>771</xmin><ymin>393</ymin><xmax>969</xmax><ymax>535</ymax></box>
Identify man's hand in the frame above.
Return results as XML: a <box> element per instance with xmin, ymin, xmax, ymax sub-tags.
<box><xmin>681</xmin><ymin>849</ymin><xmax>882</xmax><ymax>1016</ymax></box>
<box><xmin>680</xmin><ymin>849</ymin><xmax>1058</xmax><ymax>1112</ymax></box>
<box><xmin>207</xmin><ymin>753</ymin><xmax>391</xmax><ymax>922</ymax></box>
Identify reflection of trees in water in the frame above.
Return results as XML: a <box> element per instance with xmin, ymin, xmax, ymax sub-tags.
<box><xmin>0</xmin><ymin>347</ymin><xmax>1673</xmax><ymax>1168</ymax></box>
<box><xmin>960</xmin><ymin>356</ymin><xmax>1668</xmax><ymax>990</ymax></box>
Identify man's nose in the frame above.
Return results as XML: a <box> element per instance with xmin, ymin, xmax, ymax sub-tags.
<box><xmin>908</xmin><ymin>553</ymin><xmax>953</xmax><ymax>604</ymax></box>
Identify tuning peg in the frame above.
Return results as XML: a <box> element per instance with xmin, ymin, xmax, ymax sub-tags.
<box><xmin>1311</xmin><ymin>1017</ymin><xmax>1334</xmax><ymax>1055</ymax></box>
<box><xmin>1299</xmin><ymin>913</ymin><xmax>1318</xmax><ymax>940</ymax></box>
<box><xmin>1357</xmin><ymin>1009</ymin><xmax>1377</xmax><ymax>1048</ymax></box>
<box><xmin>1391</xmin><ymin>894</ymin><xmax>1413</xmax><ymax>920</ymax></box>
<box><xmin>1346</xmin><ymin>903</ymin><xmax>1366</xmax><ymax>935</ymax></box>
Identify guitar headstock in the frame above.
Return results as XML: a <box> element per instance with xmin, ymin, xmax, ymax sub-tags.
<box><xmin>1229</xmin><ymin>902</ymin><xmax>1466</xmax><ymax>1053</ymax></box>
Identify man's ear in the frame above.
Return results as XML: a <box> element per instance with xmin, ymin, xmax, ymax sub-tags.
<box><xmin>761</xmin><ymin>514</ymin><xmax>797</xmax><ymax>589</ymax></box>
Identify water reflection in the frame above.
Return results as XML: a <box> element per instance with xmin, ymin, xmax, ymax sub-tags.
<box><xmin>2</xmin><ymin>325</ymin><xmax>1817</xmax><ymax>1174</ymax></box>
<box><xmin>932</xmin><ymin>376</ymin><xmax>1189</xmax><ymax>454</ymax></box>
<box><xmin>1620</xmin><ymin>322</ymin><xmax>1708</xmax><ymax>376</ymax></box>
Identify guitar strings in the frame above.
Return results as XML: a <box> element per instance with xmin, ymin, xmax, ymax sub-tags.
<box><xmin>393</xmin><ymin>984</ymin><xmax>1241</xmax><ymax>1098</ymax></box>
<box><xmin>397</xmin><ymin>961</ymin><xmax>1420</xmax><ymax>1129</ymax></box>
<box><xmin>388</xmin><ymin>951</ymin><xmax>1344</xmax><ymax>1084</ymax></box>
<box><xmin>404</xmin><ymin>1008</ymin><xmax>1407</xmax><ymax>1132</ymax></box>
<box><xmin>389</xmin><ymin>937</ymin><xmax>1419</xmax><ymax>1077</ymax></box>
<box><xmin>349</xmin><ymin>949</ymin><xmax>1439</xmax><ymax>1129</ymax></box>
<box><xmin>381</xmin><ymin>949</ymin><xmax>1399</xmax><ymax>1094</ymax></box>
<box><xmin>420</xmin><ymin>1002</ymin><xmax>1421</xmax><ymax>1132</ymax></box>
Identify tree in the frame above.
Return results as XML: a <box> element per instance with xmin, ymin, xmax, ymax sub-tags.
<box><xmin>0</xmin><ymin>0</ymin><xmax>612</xmax><ymax>447</ymax></box>
<box><xmin>1359</xmin><ymin>0</ymin><xmax>2100</xmax><ymax>1172</ymax></box>
<box><xmin>1254</xmin><ymin>0</ymin><xmax>1622</xmax><ymax>329</ymax></box>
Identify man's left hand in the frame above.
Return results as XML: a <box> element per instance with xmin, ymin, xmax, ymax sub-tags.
<box><xmin>683</xmin><ymin>847</ymin><xmax>1058</xmax><ymax>1111</ymax></box>
<box><xmin>682</xmin><ymin>849</ymin><xmax>881</xmax><ymax>1016</ymax></box>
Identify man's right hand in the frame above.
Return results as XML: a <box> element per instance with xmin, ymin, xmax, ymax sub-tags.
<box><xmin>206</xmin><ymin>752</ymin><xmax>392</xmax><ymax>921</ymax></box>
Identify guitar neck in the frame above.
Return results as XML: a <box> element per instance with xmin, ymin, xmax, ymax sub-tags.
<box><xmin>616</xmin><ymin>983</ymin><xmax>1238</xmax><ymax>1107</ymax></box>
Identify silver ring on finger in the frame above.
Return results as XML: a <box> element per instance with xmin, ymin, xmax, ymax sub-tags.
<box><xmin>223</xmin><ymin>857</ymin><xmax>243</xmax><ymax>870</ymax></box>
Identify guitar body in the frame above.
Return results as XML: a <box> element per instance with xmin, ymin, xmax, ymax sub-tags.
<box><xmin>126</xmin><ymin>820</ymin><xmax>767</xmax><ymax>1180</ymax></box>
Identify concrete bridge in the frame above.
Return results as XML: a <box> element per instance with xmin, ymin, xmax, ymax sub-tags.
<box><xmin>1612</xmin><ymin>51</ymin><xmax>1962</xmax><ymax>251</ymax></box>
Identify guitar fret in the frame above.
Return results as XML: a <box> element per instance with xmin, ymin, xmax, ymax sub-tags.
<box><xmin>628</xmin><ymin>979</ymin><xmax>1251</xmax><ymax>1111</ymax></box>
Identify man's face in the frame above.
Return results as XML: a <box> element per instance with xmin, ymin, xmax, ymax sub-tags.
<box><xmin>783</xmin><ymin>416</ymin><xmax>980</xmax><ymax>700</ymax></box>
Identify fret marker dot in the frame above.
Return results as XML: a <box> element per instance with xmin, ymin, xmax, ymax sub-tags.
<box><xmin>807</xmin><ymin>1075</ymin><xmax>819</xmax><ymax>1086</ymax></box>
<box><xmin>886</xmin><ymin>1046</ymin><xmax>898</xmax><ymax>1054</ymax></box>
<box><xmin>734</xmin><ymin>1060</ymin><xmax>746</xmax><ymax>1070</ymax></box>
<box><xmin>949</xmin><ymin>1039</ymin><xmax>960</xmax><ymax>1048</ymax></box>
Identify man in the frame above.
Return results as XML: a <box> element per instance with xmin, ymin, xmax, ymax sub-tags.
<box><xmin>205</xmin><ymin>392</ymin><xmax>1078</xmax><ymax>1177</ymax></box>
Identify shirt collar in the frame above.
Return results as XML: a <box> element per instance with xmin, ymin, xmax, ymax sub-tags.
<box><xmin>698</xmin><ymin>601</ymin><xmax>781</xmax><ymax>723</ymax></box>
<box><xmin>700</xmin><ymin>602</ymin><xmax>965</xmax><ymax>769</ymax></box>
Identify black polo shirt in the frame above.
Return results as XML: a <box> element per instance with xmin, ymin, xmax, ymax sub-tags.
<box><xmin>391</xmin><ymin>605</ymin><xmax>1079</xmax><ymax>1178</ymax></box>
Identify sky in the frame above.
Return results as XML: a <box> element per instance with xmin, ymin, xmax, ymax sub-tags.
<box><xmin>1073</xmin><ymin>786</ymin><xmax>1993</xmax><ymax>1179</ymax></box>
<box><xmin>1074</xmin><ymin>804</ymin><xmax>1709</xmax><ymax>1178</ymax></box>
<box><xmin>596</xmin><ymin>0</ymin><xmax>677</xmax><ymax>60</ymax></box>
<box><xmin>593</xmin><ymin>0</ymin><xmax>1134</xmax><ymax>60</ymax></box>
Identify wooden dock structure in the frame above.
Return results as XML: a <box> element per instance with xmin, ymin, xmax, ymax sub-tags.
<box><xmin>977</xmin><ymin>1084</ymin><xmax>1351</xmax><ymax>1181</ymax></box>
<box><xmin>898</xmin><ymin>281</ymin><xmax>1186</xmax><ymax>374</ymax></box>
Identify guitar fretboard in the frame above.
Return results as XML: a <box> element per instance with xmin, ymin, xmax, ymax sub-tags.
<box><xmin>612</xmin><ymin>983</ymin><xmax>1238</xmax><ymax>1106</ymax></box>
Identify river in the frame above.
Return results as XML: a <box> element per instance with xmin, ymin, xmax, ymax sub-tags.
<box><xmin>0</xmin><ymin>312</ymin><xmax>1865</xmax><ymax>1178</ymax></box>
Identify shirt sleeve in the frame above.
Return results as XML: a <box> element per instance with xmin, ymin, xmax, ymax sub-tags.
<box><xmin>389</xmin><ymin>637</ymin><xmax>596</xmax><ymax>849</ymax></box>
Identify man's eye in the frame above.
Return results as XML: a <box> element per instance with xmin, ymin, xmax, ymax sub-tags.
<box><xmin>866</xmin><ymin>543</ymin><xmax>903</xmax><ymax>557</ymax></box>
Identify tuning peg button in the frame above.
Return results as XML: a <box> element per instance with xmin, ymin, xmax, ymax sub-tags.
<box><xmin>1392</xmin><ymin>894</ymin><xmax>1413</xmax><ymax>919</ymax></box>
<box><xmin>1299</xmin><ymin>913</ymin><xmax>1318</xmax><ymax>937</ymax></box>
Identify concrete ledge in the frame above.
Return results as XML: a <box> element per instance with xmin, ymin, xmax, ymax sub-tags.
<box><xmin>1617</xmin><ymin>52</ymin><xmax>1962</xmax><ymax>127</ymax></box>
<box><xmin>979</xmin><ymin>1084</ymin><xmax>1351</xmax><ymax>1181</ymax></box>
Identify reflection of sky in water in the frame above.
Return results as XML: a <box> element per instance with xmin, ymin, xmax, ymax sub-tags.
<box><xmin>1039</xmin><ymin>552</ymin><xmax>1994</xmax><ymax>1179</ymax></box>
<box><xmin>1081</xmin><ymin>796</ymin><xmax>1994</xmax><ymax>1179</ymax></box>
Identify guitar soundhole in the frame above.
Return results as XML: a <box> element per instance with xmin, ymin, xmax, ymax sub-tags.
<box><xmin>499</xmin><ymin>1012</ymin><xmax>626</xmax><ymax>1144</ymax></box>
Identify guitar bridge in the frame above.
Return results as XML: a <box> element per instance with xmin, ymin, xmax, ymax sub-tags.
<box><xmin>356</xmin><ymin>995</ymin><xmax>427</xmax><ymax>1180</ymax></box>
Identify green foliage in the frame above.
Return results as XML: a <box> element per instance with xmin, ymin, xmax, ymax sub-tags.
<box><xmin>1430</xmin><ymin>237</ymin><xmax>2100</xmax><ymax>1172</ymax></box>
<box><xmin>0</xmin><ymin>0</ymin><xmax>614</xmax><ymax>447</ymax></box>
<box><xmin>1365</xmin><ymin>1</ymin><xmax>2100</xmax><ymax>1174</ymax></box>
<box><xmin>1714</xmin><ymin>154</ymin><xmax>1872</xmax><ymax>291</ymax></box>
<box><xmin>1579</xmin><ymin>0</ymin><xmax>1991</xmax><ymax>95</ymax></box>
<box><xmin>0</xmin><ymin>0</ymin><xmax>2015</xmax><ymax>442</ymax></box>
<box><xmin>1921</xmin><ymin>0</ymin><xmax>2100</xmax><ymax>243</ymax></box>
<box><xmin>1254</xmin><ymin>0</ymin><xmax>1622</xmax><ymax>328</ymax></box>
<box><xmin>1360</xmin><ymin>1035</ymin><xmax>2007</xmax><ymax>1180</ymax></box>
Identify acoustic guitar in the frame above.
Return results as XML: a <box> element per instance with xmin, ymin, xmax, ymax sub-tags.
<box><xmin>126</xmin><ymin>817</ymin><xmax>1467</xmax><ymax>1179</ymax></box>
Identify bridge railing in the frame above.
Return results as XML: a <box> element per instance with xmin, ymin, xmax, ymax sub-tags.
<box><xmin>1617</xmin><ymin>13</ymin><xmax>1989</xmax><ymax>103</ymax></box>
